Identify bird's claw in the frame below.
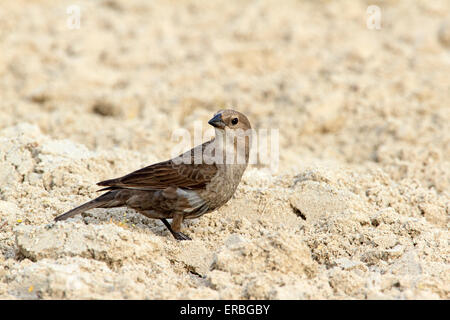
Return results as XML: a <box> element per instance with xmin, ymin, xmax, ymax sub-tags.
<box><xmin>173</xmin><ymin>232</ymin><xmax>192</xmax><ymax>241</ymax></box>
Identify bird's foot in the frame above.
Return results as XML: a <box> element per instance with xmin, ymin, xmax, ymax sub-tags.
<box><xmin>160</xmin><ymin>218</ymin><xmax>192</xmax><ymax>241</ymax></box>
<box><xmin>172</xmin><ymin>231</ymin><xmax>192</xmax><ymax>241</ymax></box>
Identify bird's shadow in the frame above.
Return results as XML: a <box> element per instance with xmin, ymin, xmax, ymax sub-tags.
<box><xmin>78</xmin><ymin>208</ymin><xmax>170</xmax><ymax>238</ymax></box>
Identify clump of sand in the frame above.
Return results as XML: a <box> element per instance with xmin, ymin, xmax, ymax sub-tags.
<box><xmin>0</xmin><ymin>0</ymin><xmax>449</xmax><ymax>299</ymax></box>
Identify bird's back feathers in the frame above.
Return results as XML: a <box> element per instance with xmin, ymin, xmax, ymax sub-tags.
<box><xmin>97</xmin><ymin>140</ymin><xmax>218</xmax><ymax>191</ymax></box>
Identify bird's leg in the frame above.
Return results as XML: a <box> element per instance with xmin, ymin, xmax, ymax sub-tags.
<box><xmin>170</xmin><ymin>213</ymin><xmax>192</xmax><ymax>241</ymax></box>
<box><xmin>160</xmin><ymin>214</ymin><xmax>191</xmax><ymax>241</ymax></box>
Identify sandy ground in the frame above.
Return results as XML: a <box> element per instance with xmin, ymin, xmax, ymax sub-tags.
<box><xmin>0</xmin><ymin>0</ymin><xmax>449</xmax><ymax>299</ymax></box>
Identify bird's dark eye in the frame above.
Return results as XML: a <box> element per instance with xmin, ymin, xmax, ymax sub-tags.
<box><xmin>231</xmin><ymin>118</ymin><xmax>239</xmax><ymax>125</ymax></box>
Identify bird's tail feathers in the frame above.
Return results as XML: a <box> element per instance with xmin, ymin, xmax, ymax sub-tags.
<box><xmin>54</xmin><ymin>191</ymin><xmax>118</xmax><ymax>222</ymax></box>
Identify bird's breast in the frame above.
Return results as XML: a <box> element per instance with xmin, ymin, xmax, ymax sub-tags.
<box><xmin>200</xmin><ymin>163</ymin><xmax>247</xmax><ymax>209</ymax></box>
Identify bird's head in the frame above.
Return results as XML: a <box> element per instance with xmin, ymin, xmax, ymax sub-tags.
<box><xmin>208</xmin><ymin>109</ymin><xmax>252</xmax><ymax>165</ymax></box>
<box><xmin>208</xmin><ymin>109</ymin><xmax>252</xmax><ymax>131</ymax></box>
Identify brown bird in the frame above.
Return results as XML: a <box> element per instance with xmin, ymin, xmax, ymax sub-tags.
<box><xmin>54</xmin><ymin>109</ymin><xmax>252</xmax><ymax>240</ymax></box>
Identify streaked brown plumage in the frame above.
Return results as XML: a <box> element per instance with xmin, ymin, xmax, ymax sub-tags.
<box><xmin>55</xmin><ymin>109</ymin><xmax>252</xmax><ymax>240</ymax></box>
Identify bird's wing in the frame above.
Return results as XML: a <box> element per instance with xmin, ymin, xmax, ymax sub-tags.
<box><xmin>97</xmin><ymin>141</ymin><xmax>218</xmax><ymax>191</ymax></box>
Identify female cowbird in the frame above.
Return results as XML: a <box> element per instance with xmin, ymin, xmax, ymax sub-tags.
<box><xmin>55</xmin><ymin>109</ymin><xmax>252</xmax><ymax>240</ymax></box>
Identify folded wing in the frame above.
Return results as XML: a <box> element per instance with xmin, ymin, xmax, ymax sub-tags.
<box><xmin>97</xmin><ymin>141</ymin><xmax>218</xmax><ymax>191</ymax></box>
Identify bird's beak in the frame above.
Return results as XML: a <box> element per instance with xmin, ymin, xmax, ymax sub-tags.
<box><xmin>208</xmin><ymin>113</ymin><xmax>226</xmax><ymax>129</ymax></box>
